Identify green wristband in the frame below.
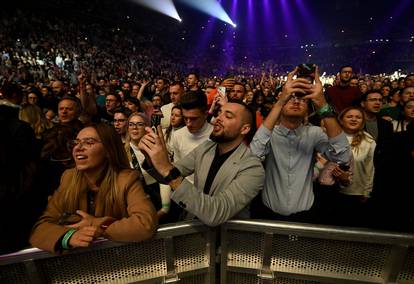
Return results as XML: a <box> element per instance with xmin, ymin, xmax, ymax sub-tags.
<box><xmin>62</xmin><ymin>228</ymin><xmax>77</xmax><ymax>250</ymax></box>
<box><xmin>316</xmin><ymin>104</ymin><xmax>335</xmax><ymax>118</ymax></box>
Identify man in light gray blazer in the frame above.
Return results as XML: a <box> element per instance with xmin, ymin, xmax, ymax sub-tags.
<box><xmin>139</xmin><ymin>101</ymin><xmax>264</xmax><ymax>226</ymax></box>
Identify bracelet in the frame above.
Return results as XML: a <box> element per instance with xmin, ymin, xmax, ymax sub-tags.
<box><xmin>316</xmin><ymin>104</ymin><xmax>336</xmax><ymax>118</ymax></box>
<box><xmin>61</xmin><ymin>228</ymin><xmax>77</xmax><ymax>250</ymax></box>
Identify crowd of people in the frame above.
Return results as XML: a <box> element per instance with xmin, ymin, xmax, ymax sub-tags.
<box><xmin>1</xmin><ymin>2</ymin><xmax>414</xmax><ymax>256</ymax></box>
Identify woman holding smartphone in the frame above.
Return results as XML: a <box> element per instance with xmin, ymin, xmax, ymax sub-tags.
<box><xmin>336</xmin><ymin>106</ymin><xmax>376</xmax><ymax>227</ymax></box>
<box><xmin>30</xmin><ymin>123</ymin><xmax>157</xmax><ymax>253</ymax></box>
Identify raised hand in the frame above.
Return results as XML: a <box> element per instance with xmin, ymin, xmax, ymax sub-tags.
<box><xmin>138</xmin><ymin>126</ymin><xmax>172</xmax><ymax>177</ymax></box>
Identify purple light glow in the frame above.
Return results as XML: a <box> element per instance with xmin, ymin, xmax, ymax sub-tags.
<box><xmin>294</xmin><ymin>0</ymin><xmax>320</xmax><ymax>38</ymax></box>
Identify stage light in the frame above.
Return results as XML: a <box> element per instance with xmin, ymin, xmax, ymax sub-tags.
<box><xmin>130</xmin><ymin>0</ymin><xmax>181</xmax><ymax>22</ymax></box>
<box><xmin>178</xmin><ymin>0</ymin><xmax>236</xmax><ymax>27</ymax></box>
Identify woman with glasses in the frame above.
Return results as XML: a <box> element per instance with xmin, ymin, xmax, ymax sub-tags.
<box><xmin>30</xmin><ymin>123</ymin><xmax>157</xmax><ymax>253</ymax></box>
<box><xmin>124</xmin><ymin>112</ymin><xmax>173</xmax><ymax>222</ymax></box>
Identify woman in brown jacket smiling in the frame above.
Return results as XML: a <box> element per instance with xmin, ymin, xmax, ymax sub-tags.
<box><xmin>30</xmin><ymin>123</ymin><xmax>157</xmax><ymax>253</ymax></box>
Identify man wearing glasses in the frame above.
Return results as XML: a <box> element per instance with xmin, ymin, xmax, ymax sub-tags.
<box><xmin>250</xmin><ymin>67</ymin><xmax>351</xmax><ymax>222</ymax></box>
<box><xmin>326</xmin><ymin>65</ymin><xmax>362</xmax><ymax>113</ymax></box>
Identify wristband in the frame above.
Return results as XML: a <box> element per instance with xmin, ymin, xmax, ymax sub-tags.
<box><xmin>316</xmin><ymin>104</ymin><xmax>336</xmax><ymax>118</ymax></box>
<box><xmin>62</xmin><ymin>228</ymin><xmax>77</xmax><ymax>250</ymax></box>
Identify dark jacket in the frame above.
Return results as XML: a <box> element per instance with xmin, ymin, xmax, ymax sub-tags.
<box><xmin>0</xmin><ymin>101</ymin><xmax>39</xmax><ymax>254</ymax></box>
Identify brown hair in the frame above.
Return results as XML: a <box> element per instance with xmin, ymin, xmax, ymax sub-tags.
<box><xmin>63</xmin><ymin>123</ymin><xmax>130</xmax><ymax>215</ymax></box>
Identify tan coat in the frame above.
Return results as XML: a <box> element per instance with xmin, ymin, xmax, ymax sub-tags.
<box><xmin>30</xmin><ymin>168</ymin><xmax>157</xmax><ymax>253</ymax></box>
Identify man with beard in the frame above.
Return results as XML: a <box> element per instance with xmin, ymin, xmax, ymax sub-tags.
<box><xmin>139</xmin><ymin>101</ymin><xmax>264</xmax><ymax>226</ymax></box>
<box><xmin>326</xmin><ymin>65</ymin><xmax>362</xmax><ymax>113</ymax></box>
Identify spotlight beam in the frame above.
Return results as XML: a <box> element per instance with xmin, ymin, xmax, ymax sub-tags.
<box><xmin>178</xmin><ymin>0</ymin><xmax>236</xmax><ymax>27</ymax></box>
<box><xmin>130</xmin><ymin>0</ymin><xmax>181</xmax><ymax>22</ymax></box>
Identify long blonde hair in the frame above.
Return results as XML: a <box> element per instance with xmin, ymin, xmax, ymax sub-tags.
<box><xmin>19</xmin><ymin>104</ymin><xmax>53</xmax><ymax>139</ymax></box>
<box><xmin>63</xmin><ymin>123</ymin><xmax>131</xmax><ymax>216</ymax></box>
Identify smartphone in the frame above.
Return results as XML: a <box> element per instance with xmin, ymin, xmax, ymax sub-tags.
<box><xmin>217</xmin><ymin>86</ymin><xmax>226</xmax><ymax>98</ymax></box>
<box><xmin>297</xmin><ymin>63</ymin><xmax>316</xmax><ymax>83</ymax></box>
<box><xmin>151</xmin><ymin>114</ymin><xmax>161</xmax><ymax>134</ymax></box>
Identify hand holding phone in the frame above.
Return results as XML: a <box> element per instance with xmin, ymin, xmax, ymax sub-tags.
<box><xmin>151</xmin><ymin>114</ymin><xmax>161</xmax><ymax>134</ymax></box>
<box><xmin>297</xmin><ymin>63</ymin><xmax>316</xmax><ymax>83</ymax></box>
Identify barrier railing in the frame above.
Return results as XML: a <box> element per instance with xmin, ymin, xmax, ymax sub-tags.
<box><xmin>0</xmin><ymin>221</ymin><xmax>216</xmax><ymax>284</ymax></box>
<box><xmin>221</xmin><ymin>220</ymin><xmax>414</xmax><ymax>284</ymax></box>
<box><xmin>1</xmin><ymin>220</ymin><xmax>414</xmax><ymax>284</ymax></box>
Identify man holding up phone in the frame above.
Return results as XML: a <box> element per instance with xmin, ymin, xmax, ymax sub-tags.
<box><xmin>139</xmin><ymin>101</ymin><xmax>264</xmax><ymax>226</ymax></box>
<box><xmin>250</xmin><ymin>66</ymin><xmax>352</xmax><ymax>222</ymax></box>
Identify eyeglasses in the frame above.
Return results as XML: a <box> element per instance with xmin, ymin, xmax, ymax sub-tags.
<box><xmin>288</xmin><ymin>95</ymin><xmax>308</xmax><ymax>104</ymax></box>
<box><xmin>69</xmin><ymin>137</ymin><xmax>102</xmax><ymax>148</ymax></box>
<box><xmin>128</xmin><ymin>122</ymin><xmax>145</xmax><ymax>128</ymax></box>
<box><xmin>367</xmin><ymin>98</ymin><xmax>382</xmax><ymax>102</ymax></box>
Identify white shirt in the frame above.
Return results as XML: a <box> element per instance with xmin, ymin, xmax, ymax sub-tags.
<box><xmin>170</xmin><ymin>122</ymin><xmax>213</xmax><ymax>161</ymax></box>
<box><xmin>170</xmin><ymin>122</ymin><xmax>213</xmax><ymax>183</ymax></box>
<box><xmin>160</xmin><ymin>103</ymin><xmax>174</xmax><ymax>129</ymax></box>
<box><xmin>340</xmin><ymin>133</ymin><xmax>376</xmax><ymax>197</ymax></box>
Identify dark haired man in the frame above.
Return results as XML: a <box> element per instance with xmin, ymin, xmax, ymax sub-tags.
<box><xmin>404</xmin><ymin>74</ymin><xmax>414</xmax><ymax>87</ymax></box>
<box><xmin>139</xmin><ymin>101</ymin><xmax>264</xmax><ymax>225</ymax></box>
<box><xmin>155</xmin><ymin>77</ymin><xmax>170</xmax><ymax>105</ymax></box>
<box><xmin>187</xmin><ymin>72</ymin><xmax>200</xmax><ymax>92</ymax></box>
<box><xmin>97</xmin><ymin>93</ymin><xmax>122</xmax><ymax>123</ymax></box>
<box><xmin>250</xmin><ymin>67</ymin><xmax>351</xmax><ymax>222</ymax></box>
<box><xmin>326</xmin><ymin>65</ymin><xmax>362</xmax><ymax>113</ymax></box>
<box><xmin>169</xmin><ymin>91</ymin><xmax>213</xmax><ymax>162</ymax></box>
<box><xmin>360</xmin><ymin>91</ymin><xmax>393</xmax><ymax>169</ymax></box>
<box><xmin>228</xmin><ymin>82</ymin><xmax>246</xmax><ymax>101</ymax></box>
<box><xmin>160</xmin><ymin>81</ymin><xmax>184</xmax><ymax>129</ymax></box>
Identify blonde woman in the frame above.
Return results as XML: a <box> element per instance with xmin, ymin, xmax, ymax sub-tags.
<box><xmin>30</xmin><ymin>123</ymin><xmax>157</xmax><ymax>253</ymax></box>
<box><xmin>125</xmin><ymin>112</ymin><xmax>173</xmax><ymax>222</ymax></box>
<box><xmin>19</xmin><ymin>104</ymin><xmax>53</xmax><ymax>139</ymax></box>
<box><xmin>337</xmin><ymin>106</ymin><xmax>376</xmax><ymax>226</ymax></box>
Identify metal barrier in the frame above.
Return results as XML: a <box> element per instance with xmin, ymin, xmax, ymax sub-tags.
<box><xmin>0</xmin><ymin>221</ymin><xmax>216</xmax><ymax>284</ymax></box>
<box><xmin>2</xmin><ymin>220</ymin><xmax>414</xmax><ymax>284</ymax></box>
<box><xmin>221</xmin><ymin>220</ymin><xmax>414</xmax><ymax>284</ymax></box>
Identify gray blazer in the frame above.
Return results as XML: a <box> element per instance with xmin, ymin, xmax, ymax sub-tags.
<box><xmin>170</xmin><ymin>140</ymin><xmax>264</xmax><ymax>226</ymax></box>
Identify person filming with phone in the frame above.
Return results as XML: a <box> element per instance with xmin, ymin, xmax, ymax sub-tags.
<box><xmin>138</xmin><ymin>100</ymin><xmax>264</xmax><ymax>226</ymax></box>
<box><xmin>250</xmin><ymin>65</ymin><xmax>352</xmax><ymax>223</ymax></box>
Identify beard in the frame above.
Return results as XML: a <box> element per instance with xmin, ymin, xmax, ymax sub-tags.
<box><xmin>210</xmin><ymin>131</ymin><xmax>235</xmax><ymax>143</ymax></box>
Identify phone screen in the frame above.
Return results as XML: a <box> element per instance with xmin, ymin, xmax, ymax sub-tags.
<box><xmin>151</xmin><ymin>114</ymin><xmax>161</xmax><ymax>134</ymax></box>
<box><xmin>217</xmin><ymin>86</ymin><xmax>226</xmax><ymax>98</ymax></box>
<box><xmin>297</xmin><ymin>63</ymin><xmax>316</xmax><ymax>83</ymax></box>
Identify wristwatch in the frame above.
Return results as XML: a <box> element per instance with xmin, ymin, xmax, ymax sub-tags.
<box><xmin>163</xmin><ymin>167</ymin><xmax>181</xmax><ymax>183</ymax></box>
